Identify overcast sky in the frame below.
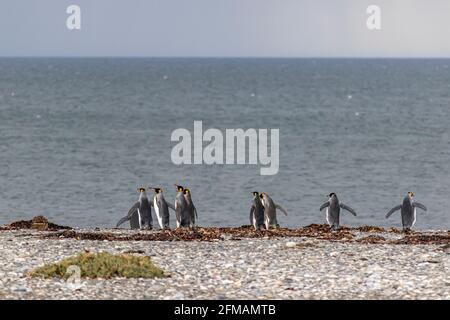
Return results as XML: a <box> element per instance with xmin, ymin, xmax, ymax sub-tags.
<box><xmin>1</xmin><ymin>0</ymin><xmax>450</xmax><ymax>57</ymax></box>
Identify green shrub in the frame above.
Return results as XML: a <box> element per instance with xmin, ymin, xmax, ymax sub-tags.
<box><xmin>29</xmin><ymin>252</ymin><xmax>165</xmax><ymax>279</ymax></box>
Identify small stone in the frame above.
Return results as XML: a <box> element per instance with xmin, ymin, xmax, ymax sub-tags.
<box><xmin>285</xmin><ymin>242</ymin><xmax>297</xmax><ymax>248</ymax></box>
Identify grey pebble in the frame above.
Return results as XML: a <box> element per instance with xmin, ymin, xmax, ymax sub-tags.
<box><xmin>0</xmin><ymin>229</ymin><xmax>448</xmax><ymax>299</ymax></box>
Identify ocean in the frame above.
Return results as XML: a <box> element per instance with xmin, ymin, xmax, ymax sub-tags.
<box><xmin>0</xmin><ymin>58</ymin><xmax>449</xmax><ymax>229</ymax></box>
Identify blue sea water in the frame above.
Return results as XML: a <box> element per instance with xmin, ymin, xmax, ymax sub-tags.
<box><xmin>0</xmin><ymin>58</ymin><xmax>449</xmax><ymax>229</ymax></box>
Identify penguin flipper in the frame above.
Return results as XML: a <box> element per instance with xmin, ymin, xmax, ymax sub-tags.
<box><xmin>249</xmin><ymin>205</ymin><xmax>255</xmax><ymax>225</ymax></box>
<box><xmin>320</xmin><ymin>202</ymin><xmax>330</xmax><ymax>211</ymax></box>
<box><xmin>116</xmin><ymin>216</ymin><xmax>130</xmax><ymax>228</ymax></box>
<box><xmin>275</xmin><ymin>204</ymin><xmax>288</xmax><ymax>216</ymax></box>
<box><xmin>413</xmin><ymin>202</ymin><xmax>427</xmax><ymax>211</ymax></box>
<box><xmin>194</xmin><ymin>206</ymin><xmax>198</xmax><ymax>220</ymax></box>
<box><xmin>116</xmin><ymin>202</ymin><xmax>139</xmax><ymax>228</ymax></box>
<box><xmin>175</xmin><ymin>201</ymin><xmax>182</xmax><ymax>225</ymax></box>
<box><xmin>340</xmin><ymin>203</ymin><xmax>357</xmax><ymax>216</ymax></box>
<box><xmin>386</xmin><ymin>205</ymin><xmax>402</xmax><ymax>219</ymax></box>
<box><xmin>116</xmin><ymin>202</ymin><xmax>139</xmax><ymax>227</ymax></box>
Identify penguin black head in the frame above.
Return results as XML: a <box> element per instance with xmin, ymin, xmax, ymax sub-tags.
<box><xmin>183</xmin><ymin>188</ymin><xmax>190</xmax><ymax>195</ymax></box>
<box><xmin>152</xmin><ymin>187</ymin><xmax>162</xmax><ymax>194</ymax></box>
<box><xmin>407</xmin><ymin>191</ymin><xmax>414</xmax><ymax>198</ymax></box>
<box><xmin>138</xmin><ymin>187</ymin><xmax>146</xmax><ymax>193</ymax></box>
<box><xmin>175</xmin><ymin>184</ymin><xmax>184</xmax><ymax>192</ymax></box>
<box><xmin>252</xmin><ymin>191</ymin><xmax>259</xmax><ymax>197</ymax></box>
<box><xmin>328</xmin><ymin>192</ymin><xmax>336</xmax><ymax>198</ymax></box>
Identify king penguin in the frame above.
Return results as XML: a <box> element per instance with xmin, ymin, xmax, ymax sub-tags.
<box><xmin>249</xmin><ymin>191</ymin><xmax>265</xmax><ymax>231</ymax></box>
<box><xmin>319</xmin><ymin>193</ymin><xmax>356</xmax><ymax>230</ymax></box>
<box><xmin>183</xmin><ymin>188</ymin><xmax>198</xmax><ymax>227</ymax></box>
<box><xmin>149</xmin><ymin>187</ymin><xmax>172</xmax><ymax>230</ymax></box>
<box><xmin>174</xmin><ymin>185</ymin><xmax>191</xmax><ymax>228</ymax></box>
<box><xmin>116</xmin><ymin>187</ymin><xmax>153</xmax><ymax>230</ymax></box>
<box><xmin>259</xmin><ymin>192</ymin><xmax>288</xmax><ymax>229</ymax></box>
<box><xmin>386</xmin><ymin>191</ymin><xmax>427</xmax><ymax>231</ymax></box>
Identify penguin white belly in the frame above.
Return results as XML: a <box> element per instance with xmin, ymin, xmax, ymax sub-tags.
<box><xmin>325</xmin><ymin>208</ymin><xmax>330</xmax><ymax>226</ymax></box>
<box><xmin>412</xmin><ymin>208</ymin><xmax>417</xmax><ymax>227</ymax></box>
<box><xmin>137</xmin><ymin>209</ymin><xmax>142</xmax><ymax>229</ymax></box>
<box><xmin>252</xmin><ymin>214</ymin><xmax>256</xmax><ymax>229</ymax></box>
<box><xmin>175</xmin><ymin>201</ymin><xmax>181</xmax><ymax>228</ymax></box>
<box><xmin>154</xmin><ymin>198</ymin><xmax>163</xmax><ymax>229</ymax></box>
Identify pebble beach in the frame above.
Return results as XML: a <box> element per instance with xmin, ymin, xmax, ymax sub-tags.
<box><xmin>0</xmin><ymin>222</ymin><xmax>449</xmax><ymax>300</ymax></box>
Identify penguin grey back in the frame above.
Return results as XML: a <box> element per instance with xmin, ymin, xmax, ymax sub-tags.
<box><xmin>184</xmin><ymin>188</ymin><xmax>198</xmax><ymax>227</ymax></box>
<box><xmin>328</xmin><ymin>194</ymin><xmax>340</xmax><ymax>230</ymax></box>
<box><xmin>175</xmin><ymin>185</ymin><xmax>190</xmax><ymax>228</ymax></box>
<box><xmin>250</xmin><ymin>192</ymin><xmax>265</xmax><ymax>230</ymax></box>
<box><xmin>401</xmin><ymin>196</ymin><xmax>415</xmax><ymax>230</ymax></box>
<box><xmin>319</xmin><ymin>193</ymin><xmax>356</xmax><ymax>230</ymax></box>
<box><xmin>386</xmin><ymin>192</ymin><xmax>427</xmax><ymax>231</ymax></box>
<box><xmin>138</xmin><ymin>190</ymin><xmax>152</xmax><ymax>229</ymax></box>
<box><xmin>130</xmin><ymin>210</ymin><xmax>140</xmax><ymax>229</ymax></box>
<box><xmin>260</xmin><ymin>193</ymin><xmax>278</xmax><ymax>229</ymax></box>
<box><xmin>116</xmin><ymin>187</ymin><xmax>152</xmax><ymax>230</ymax></box>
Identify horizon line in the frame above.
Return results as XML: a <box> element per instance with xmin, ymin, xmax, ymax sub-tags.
<box><xmin>2</xmin><ymin>55</ymin><xmax>450</xmax><ymax>59</ymax></box>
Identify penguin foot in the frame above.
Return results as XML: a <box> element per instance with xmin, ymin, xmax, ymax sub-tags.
<box><xmin>330</xmin><ymin>225</ymin><xmax>339</xmax><ymax>232</ymax></box>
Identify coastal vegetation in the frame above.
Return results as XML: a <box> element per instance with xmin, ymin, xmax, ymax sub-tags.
<box><xmin>28</xmin><ymin>252</ymin><xmax>165</xmax><ymax>279</ymax></box>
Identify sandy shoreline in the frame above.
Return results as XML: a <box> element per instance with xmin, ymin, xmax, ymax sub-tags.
<box><xmin>0</xmin><ymin>225</ymin><xmax>449</xmax><ymax>299</ymax></box>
